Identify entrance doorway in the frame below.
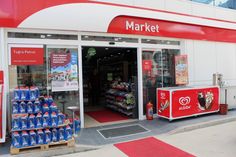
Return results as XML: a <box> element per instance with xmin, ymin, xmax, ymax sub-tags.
<box><xmin>82</xmin><ymin>46</ymin><xmax>138</xmax><ymax>127</ymax></box>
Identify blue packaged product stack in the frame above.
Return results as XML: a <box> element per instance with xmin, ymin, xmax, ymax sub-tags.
<box><xmin>12</xmin><ymin>102</ymin><xmax>19</xmax><ymax>114</ymax></box>
<box><xmin>21</xmin><ymin>115</ymin><xmax>28</xmax><ymax>130</ymax></box>
<box><xmin>21</xmin><ymin>131</ymin><xmax>29</xmax><ymax>147</ymax></box>
<box><xmin>29</xmin><ymin>130</ymin><xmax>36</xmax><ymax>146</ymax></box>
<box><xmin>51</xmin><ymin>128</ymin><xmax>58</xmax><ymax>142</ymax></box>
<box><xmin>42</xmin><ymin>103</ymin><xmax>49</xmax><ymax>113</ymax></box>
<box><xmin>50</xmin><ymin>112</ymin><xmax>58</xmax><ymax>127</ymax></box>
<box><xmin>28</xmin><ymin>114</ymin><xmax>35</xmax><ymax>129</ymax></box>
<box><xmin>19</xmin><ymin>101</ymin><xmax>27</xmax><ymax>113</ymax></box>
<box><xmin>34</xmin><ymin>100</ymin><xmax>41</xmax><ymax>113</ymax></box>
<box><xmin>37</xmin><ymin>129</ymin><xmax>44</xmax><ymax>145</ymax></box>
<box><xmin>35</xmin><ymin>113</ymin><xmax>43</xmax><ymax>128</ymax></box>
<box><xmin>20</xmin><ymin>87</ymin><xmax>30</xmax><ymax>101</ymax></box>
<box><xmin>12</xmin><ymin>115</ymin><xmax>21</xmax><ymax>131</ymax></box>
<box><xmin>14</xmin><ymin>87</ymin><xmax>21</xmax><ymax>101</ymax></box>
<box><xmin>58</xmin><ymin>127</ymin><xmax>65</xmax><ymax>141</ymax></box>
<box><xmin>12</xmin><ymin>132</ymin><xmax>22</xmax><ymax>148</ymax></box>
<box><xmin>42</xmin><ymin>112</ymin><xmax>50</xmax><ymax>127</ymax></box>
<box><xmin>58</xmin><ymin>112</ymin><xmax>65</xmax><ymax>125</ymax></box>
<box><xmin>48</xmin><ymin>96</ymin><xmax>54</xmax><ymax>106</ymax></box>
<box><xmin>65</xmin><ymin>125</ymin><xmax>72</xmax><ymax>140</ymax></box>
<box><xmin>44</xmin><ymin>129</ymin><xmax>51</xmax><ymax>144</ymax></box>
<box><xmin>29</xmin><ymin>87</ymin><xmax>37</xmax><ymax>100</ymax></box>
<box><xmin>27</xmin><ymin>101</ymin><xmax>34</xmax><ymax>114</ymax></box>
<box><xmin>50</xmin><ymin>103</ymin><xmax>58</xmax><ymax>114</ymax></box>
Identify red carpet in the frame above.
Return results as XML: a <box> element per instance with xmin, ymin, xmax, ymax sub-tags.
<box><xmin>115</xmin><ymin>137</ymin><xmax>195</xmax><ymax>157</ymax></box>
<box><xmin>85</xmin><ymin>109</ymin><xmax>129</xmax><ymax>123</ymax></box>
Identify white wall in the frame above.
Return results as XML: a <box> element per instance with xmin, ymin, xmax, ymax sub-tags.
<box><xmin>185</xmin><ymin>40</ymin><xmax>236</xmax><ymax>86</ymax></box>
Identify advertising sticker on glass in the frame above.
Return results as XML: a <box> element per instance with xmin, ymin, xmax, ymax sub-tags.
<box><xmin>50</xmin><ymin>49</ymin><xmax>78</xmax><ymax>92</ymax></box>
<box><xmin>175</xmin><ymin>55</ymin><xmax>188</xmax><ymax>85</ymax></box>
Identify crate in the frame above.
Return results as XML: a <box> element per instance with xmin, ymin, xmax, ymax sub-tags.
<box><xmin>10</xmin><ymin>138</ymin><xmax>75</xmax><ymax>155</ymax></box>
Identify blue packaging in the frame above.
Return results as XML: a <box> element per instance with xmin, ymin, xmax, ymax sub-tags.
<box><xmin>28</xmin><ymin>114</ymin><xmax>35</xmax><ymax>129</ymax></box>
<box><xmin>21</xmin><ymin>115</ymin><xmax>28</xmax><ymax>130</ymax></box>
<box><xmin>27</xmin><ymin>101</ymin><xmax>34</xmax><ymax>114</ymax></box>
<box><xmin>42</xmin><ymin>104</ymin><xmax>49</xmax><ymax>113</ymax></box>
<box><xmin>74</xmin><ymin>119</ymin><xmax>81</xmax><ymax>134</ymax></box>
<box><xmin>51</xmin><ymin>128</ymin><xmax>58</xmax><ymax>142</ymax></box>
<box><xmin>42</xmin><ymin>112</ymin><xmax>50</xmax><ymax>127</ymax></box>
<box><xmin>49</xmin><ymin>103</ymin><xmax>58</xmax><ymax>114</ymax></box>
<box><xmin>58</xmin><ymin>127</ymin><xmax>65</xmax><ymax>141</ymax></box>
<box><xmin>34</xmin><ymin>100</ymin><xmax>41</xmax><ymax>113</ymax></box>
<box><xmin>19</xmin><ymin>101</ymin><xmax>27</xmax><ymax>113</ymax></box>
<box><xmin>12</xmin><ymin>115</ymin><xmax>20</xmax><ymax>131</ymax></box>
<box><xmin>35</xmin><ymin>113</ymin><xmax>43</xmax><ymax>128</ymax></box>
<box><xmin>58</xmin><ymin>112</ymin><xmax>65</xmax><ymax>125</ymax></box>
<box><xmin>12</xmin><ymin>102</ymin><xmax>19</xmax><ymax>114</ymax></box>
<box><xmin>21</xmin><ymin>87</ymin><xmax>30</xmax><ymax>101</ymax></box>
<box><xmin>48</xmin><ymin>96</ymin><xmax>54</xmax><ymax>106</ymax></box>
<box><xmin>29</xmin><ymin>87</ymin><xmax>37</xmax><ymax>100</ymax></box>
<box><xmin>29</xmin><ymin>130</ymin><xmax>36</xmax><ymax>146</ymax></box>
<box><xmin>50</xmin><ymin>112</ymin><xmax>58</xmax><ymax>127</ymax></box>
<box><xmin>65</xmin><ymin>125</ymin><xmax>72</xmax><ymax>140</ymax></box>
<box><xmin>12</xmin><ymin>132</ymin><xmax>22</xmax><ymax>148</ymax></box>
<box><xmin>21</xmin><ymin>131</ymin><xmax>29</xmax><ymax>147</ymax></box>
<box><xmin>37</xmin><ymin>129</ymin><xmax>44</xmax><ymax>145</ymax></box>
<box><xmin>13</xmin><ymin>87</ymin><xmax>21</xmax><ymax>101</ymax></box>
<box><xmin>44</xmin><ymin>129</ymin><xmax>51</xmax><ymax>144</ymax></box>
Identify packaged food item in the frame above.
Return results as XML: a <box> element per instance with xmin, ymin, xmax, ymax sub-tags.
<box><xmin>58</xmin><ymin>127</ymin><xmax>65</xmax><ymax>141</ymax></box>
<box><xmin>12</xmin><ymin>115</ymin><xmax>21</xmax><ymax>130</ymax></box>
<box><xmin>50</xmin><ymin>112</ymin><xmax>58</xmax><ymax>127</ymax></box>
<box><xmin>21</xmin><ymin>131</ymin><xmax>29</xmax><ymax>147</ymax></box>
<box><xmin>48</xmin><ymin>96</ymin><xmax>54</xmax><ymax>106</ymax></box>
<box><xmin>58</xmin><ymin>112</ymin><xmax>65</xmax><ymax>125</ymax></box>
<box><xmin>14</xmin><ymin>87</ymin><xmax>21</xmax><ymax>100</ymax></box>
<box><xmin>27</xmin><ymin>101</ymin><xmax>34</xmax><ymax>114</ymax></box>
<box><xmin>29</xmin><ymin>130</ymin><xmax>36</xmax><ymax>146</ymax></box>
<box><xmin>37</xmin><ymin>129</ymin><xmax>44</xmax><ymax>145</ymax></box>
<box><xmin>34</xmin><ymin>100</ymin><xmax>41</xmax><ymax>113</ymax></box>
<box><xmin>21</xmin><ymin>114</ymin><xmax>28</xmax><ymax>129</ymax></box>
<box><xmin>42</xmin><ymin>103</ymin><xmax>49</xmax><ymax>113</ymax></box>
<box><xmin>65</xmin><ymin>125</ymin><xmax>72</xmax><ymax>140</ymax></box>
<box><xmin>28</xmin><ymin>114</ymin><xmax>35</xmax><ymax>129</ymax></box>
<box><xmin>51</xmin><ymin>128</ymin><xmax>58</xmax><ymax>142</ymax></box>
<box><xmin>12</xmin><ymin>132</ymin><xmax>22</xmax><ymax>148</ymax></box>
<box><xmin>50</xmin><ymin>103</ymin><xmax>58</xmax><ymax>113</ymax></box>
<box><xmin>12</xmin><ymin>102</ymin><xmax>19</xmax><ymax>114</ymax></box>
<box><xmin>19</xmin><ymin>101</ymin><xmax>27</xmax><ymax>113</ymax></box>
<box><xmin>44</xmin><ymin>129</ymin><xmax>51</xmax><ymax>144</ymax></box>
<box><xmin>42</xmin><ymin>112</ymin><xmax>50</xmax><ymax>127</ymax></box>
<box><xmin>35</xmin><ymin>113</ymin><xmax>43</xmax><ymax>128</ymax></box>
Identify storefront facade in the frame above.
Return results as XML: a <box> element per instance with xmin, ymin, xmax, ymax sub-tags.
<box><xmin>1</xmin><ymin>0</ymin><xmax>236</xmax><ymax>142</ymax></box>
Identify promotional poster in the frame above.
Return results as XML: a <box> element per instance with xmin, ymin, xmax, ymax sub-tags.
<box><xmin>175</xmin><ymin>55</ymin><xmax>188</xmax><ymax>85</ymax></box>
<box><xmin>50</xmin><ymin>49</ymin><xmax>78</xmax><ymax>92</ymax></box>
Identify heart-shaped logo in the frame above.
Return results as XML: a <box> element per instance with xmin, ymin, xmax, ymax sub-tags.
<box><xmin>179</xmin><ymin>97</ymin><xmax>191</xmax><ymax>106</ymax></box>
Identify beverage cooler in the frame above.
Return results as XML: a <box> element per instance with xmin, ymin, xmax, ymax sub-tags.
<box><xmin>157</xmin><ymin>86</ymin><xmax>220</xmax><ymax>121</ymax></box>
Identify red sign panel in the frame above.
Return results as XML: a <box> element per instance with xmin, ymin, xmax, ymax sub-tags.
<box><xmin>171</xmin><ymin>87</ymin><xmax>219</xmax><ymax>118</ymax></box>
<box><xmin>50</xmin><ymin>53</ymin><xmax>71</xmax><ymax>68</ymax></box>
<box><xmin>157</xmin><ymin>90</ymin><xmax>170</xmax><ymax>118</ymax></box>
<box><xmin>11</xmin><ymin>47</ymin><xmax>44</xmax><ymax>65</ymax></box>
<box><xmin>0</xmin><ymin>71</ymin><xmax>3</xmax><ymax>84</ymax></box>
<box><xmin>108</xmin><ymin>16</ymin><xmax>236</xmax><ymax>43</ymax></box>
<box><xmin>142</xmin><ymin>60</ymin><xmax>152</xmax><ymax>71</ymax></box>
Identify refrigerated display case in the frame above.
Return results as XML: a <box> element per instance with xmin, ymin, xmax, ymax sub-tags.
<box><xmin>157</xmin><ymin>86</ymin><xmax>220</xmax><ymax>121</ymax></box>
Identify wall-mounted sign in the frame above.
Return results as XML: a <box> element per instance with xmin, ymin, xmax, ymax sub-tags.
<box><xmin>175</xmin><ymin>55</ymin><xmax>188</xmax><ymax>85</ymax></box>
<box><xmin>50</xmin><ymin>49</ymin><xmax>78</xmax><ymax>92</ymax></box>
<box><xmin>10</xmin><ymin>46</ymin><xmax>44</xmax><ymax>65</ymax></box>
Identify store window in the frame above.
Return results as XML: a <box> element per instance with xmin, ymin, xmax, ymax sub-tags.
<box><xmin>142</xmin><ymin>49</ymin><xmax>180</xmax><ymax>114</ymax></box>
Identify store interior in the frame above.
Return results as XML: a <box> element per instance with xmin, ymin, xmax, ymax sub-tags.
<box><xmin>82</xmin><ymin>46</ymin><xmax>138</xmax><ymax>127</ymax></box>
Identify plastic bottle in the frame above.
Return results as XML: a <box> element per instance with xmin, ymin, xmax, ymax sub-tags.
<box><xmin>42</xmin><ymin>112</ymin><xmax>50</xmax><ymax>127</ymax></box>
<box><xmin>51</xmin><ymin>128</ymin><xmax>58</xmax><ymax>142</ymax></box>
<box><xmin>28</xmin><ymin>114</ymin><xmax>35</xmax><ymax>129</ymax></box>
<box><xmin>50</xmin><ymin>112</ymin><xmax>58</xmax><ymax>127</ymax></box>
<box><xmin>29</xmin><ymin>130</ymin><xmax>36</xmax><ymax>146</ymax></box>
<box><xmin>35</xmin><ymin>113</ymin><xmax>43</xmax><ymax>128</ymax></box>
<box><xmin>12</xmin><ymin>115</ymin><xmax>20</xmax><ymax>131</ymax></box>
<box><xmin>37</xmin><ymin>129</ymin><xmax>44</xmax><ymax>145</ymax></box>
<box><xmin>58</xmin><ymin>112</ymin><xmax>65</xmax><ymax>125</ymax></box>
<box><xmin>19</xmin><ymin>101</ymin><xmax>27</xmax><ymax>113</ymax></box>
<box><xmin>12</xmin><ymin>102</ymin><xmax>19</xmax><ymax>114</ymax></box>
<box><xmin>21</xmin><ymin>115</ymin><xmax>28</xmax><ymax>129</ymax></box>
<box><xmin>12</xmin><ymin>132</ymin><xmax>22</xmax><ymax>148</ymax></box>
<box><xmin>27</xmin><ymin>101</ymin><xmax>34</xmax><ymax>114</ymax></box>
<box><xmin>65</xmin><ymin>125</ymin><xmax>72</xmax><ymax>140</ymax></box>
<box><xmin>21</xmin><ymin>131</ymin><xmax>29</xmax><ymax>147</ymax></box>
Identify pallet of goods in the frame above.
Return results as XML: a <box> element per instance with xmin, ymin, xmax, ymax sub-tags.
<box><xmin>10</xmin><ymin>86</ymin><xmax>80</xmax><ymax>155</ymax></box>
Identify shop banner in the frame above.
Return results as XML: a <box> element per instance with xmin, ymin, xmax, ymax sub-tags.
<box><xmin>171</xmin><ymin>87</ymin><xmax>219</xmax><ymax>118</ymax></box>
<box><xmin>142</xmin><ymin>60</ymin><xmax>152</xmax><ymax>71</ymax></box>
<box><xmin>50</xmin><ymin>50</ymin><xmax>78</xmax><ymax>92</ymax></box>
<box><xmin>10</xmin><ymin>47</ymin><xmax>44</xmax><ymax>65</ymax></box>
<box><xmin>0</xmin><ymin>85</ymin><xmax>3</xmax><ymax>139</ymax></box>
<box><xmin>0</xmin><ymin>71</ymin><xmax>3</xmax><ymax>84</ymax></box>
<box><xmin>175</xmin><ymin>55</ymin><xmax>188</xmax><ymax>85</ymax></box>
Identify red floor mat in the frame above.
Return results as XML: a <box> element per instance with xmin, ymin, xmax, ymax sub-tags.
<box><xmin>115</xmin><ymin>137</ymin><xmax>195</xmax><ymax>157</ymax></box>
<box><xmin>85</xmin><ymin>109</ymin><xmax>129</xmax><ymax>123</ymax></box>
